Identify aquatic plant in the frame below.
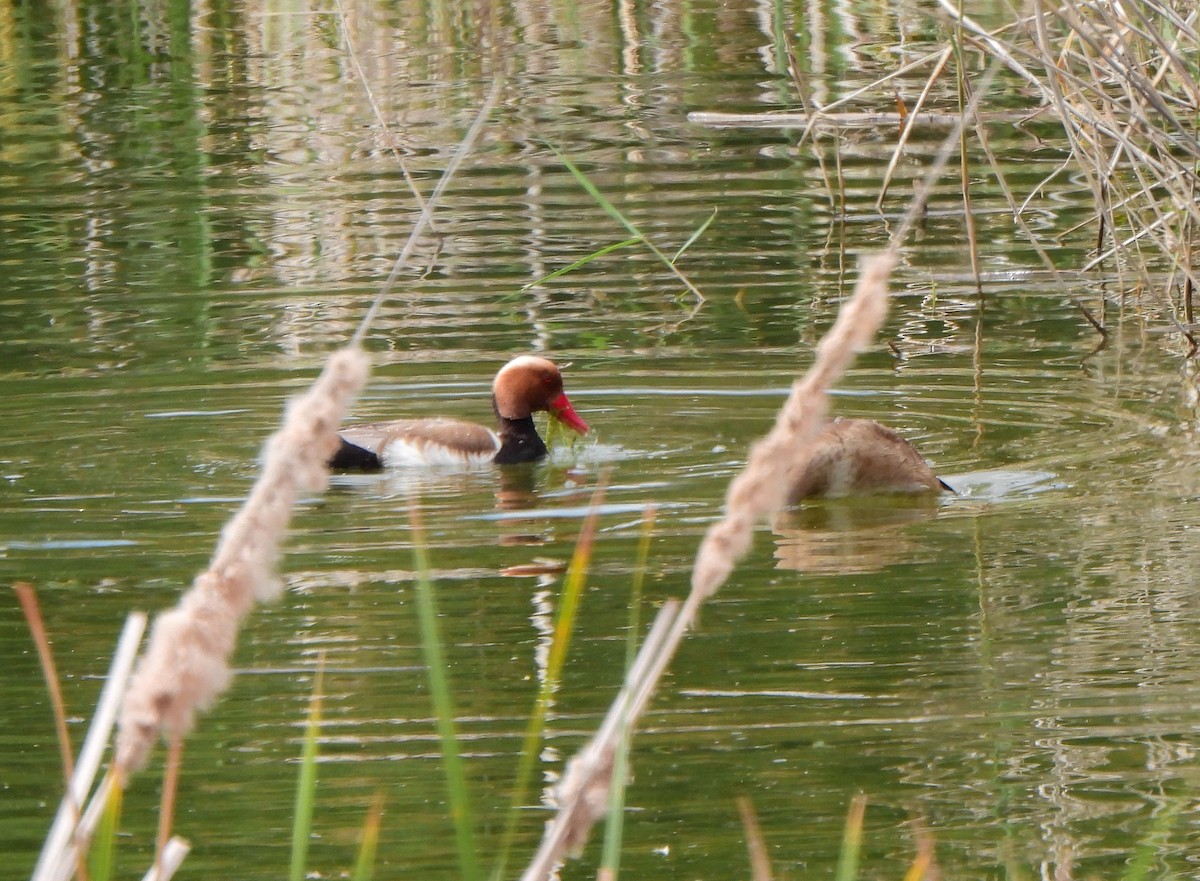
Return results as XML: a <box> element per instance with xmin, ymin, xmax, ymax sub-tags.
<box><xmin>691</xmin><ymin>0</ymin><xmax>1200</xmax><ymax>348</ymax></box>
<box><xmin>114</xmin><ymin>348</ymin><xmax>370</xmax><ymax>776</ymax></box>
<box><xmin>25</xmin><ymin>71</ymin><xmax>501</xmax><ymax>881</ymax></box>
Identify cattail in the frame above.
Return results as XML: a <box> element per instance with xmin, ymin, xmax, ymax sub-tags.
<box><xmin>691</xmin><ymin>251</ymin><xmax>895</xmax><ymax>600</ymax></box>
<box><xmin>522</xmin><ymin>252</ymin><xmax>898</xmax><ymax>881</ymax></box>
<box><xmin>114</xmin><ymin>346</ymin><xmax>369</xmax><ymax>776</ymax></box>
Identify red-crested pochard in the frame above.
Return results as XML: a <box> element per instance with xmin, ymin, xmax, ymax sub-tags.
<box><xmin>789</xmin><ymin>418</ymin><xmax>953</xmax><ymax>501</ymax></box>
<box><xmin>328</xmin><ymin>355</ymin><xmax>589</xmax><ymax>471</ymax></box>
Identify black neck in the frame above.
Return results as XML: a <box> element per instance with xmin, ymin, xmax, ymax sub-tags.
<box><xmin>493</xmin><ymin>399</ymin><xmax>548</xmax><ymax>465</ymax></box>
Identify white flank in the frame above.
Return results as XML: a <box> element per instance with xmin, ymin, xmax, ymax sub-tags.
<box><xmin>381</xmin><ymin>433</ymin><xmax>500</xmax><ymax>468</ymax></box>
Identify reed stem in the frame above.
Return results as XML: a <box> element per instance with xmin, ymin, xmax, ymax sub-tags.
<box><xmin>409</xmin><ymin>502</ymin><xmax>481</xmax><ymax>881</ymax></box>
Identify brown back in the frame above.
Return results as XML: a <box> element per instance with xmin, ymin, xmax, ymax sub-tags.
<box><xmin>788</xmin><ymin>418</ymin><xmax>945</xmax><ymax>501</ymax></box>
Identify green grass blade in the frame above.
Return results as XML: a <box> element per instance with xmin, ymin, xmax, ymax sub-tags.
<box><xmin>541</xmin><ymin>481</ymin><xmax>607</xmax><ymax>686</ymax></box>
<box><xmin>598</xmin><ymin>506</ymin><xmax>657</xmax><ymax>881</ymax></box>
<box><xmin>490</xmin><ymin>479</ymin><xmax>609</xmax><ymax>881</ymax></box>
<box><xmin>289</xmin><ymin>656</ymin><xmax>325</xmax><ymax>881</ymax></box>
<box><xmin>409</xmin><ymin>503</ymin><xmax>481</xmax><ymax>881</ymax></box>
<box><xmin>87</xmin><ymin>774</ymin><xmax>123</xmax><ymax>881</ymax></box>
<box><xmin>519</xmin><ymin>237</ymin><xmax>642</xmax><ymax>291</ymax></box>
<box><xmin>547</xmin><ymin>143</ymin><xmax>705</xmax><ymax>302</ymax></box>
<box><xmin>672</xmin><ymin>208</ymin><xmax>717</xmax><ymax>264</ymax></box>
<box><xmin>351</xmin><ymin>791</ymin><xmax>386</xmax><ymax>881</ymax></box>
<box><xmin>834</xmin><ymin>795</ymin><xmax>867</xmax><ymax>881</ymax></box>
<box><xmin>624</xmin><ymin>506</ymin><xmax>656</xmax><ymax>671</ymax></box>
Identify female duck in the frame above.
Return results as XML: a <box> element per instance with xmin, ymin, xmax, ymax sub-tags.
<box><xmin>329</xmin><ymin>355</ymin><xmax>589</xmax><ymax>471</ymax></box>
<box><xmin>788</xmin><ymin>418</ymin><xmax>952</xmax><ymax>502</ymax></box>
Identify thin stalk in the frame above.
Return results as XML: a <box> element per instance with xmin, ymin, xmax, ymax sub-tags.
<box><xmin>519</xmin><ymin>237</ymin><xmax>642</xmax><ymax>292</ymax></box>
<box><xmin>491</xmin><ymin>479</ymin><xmax>608</xmax><ymax>881</ymax></box>
<box><xmin>332</xmin><ymin>0</ymin><xmax>429</xmax><ymax>217</ymax></box>
<box><xmin>139</xmin><ymin>837</ymin><xmax>190</xmax><ymax>881</ymax></box>
<box><xmin>1184</xmin><ymin>182</ymin><xmax>1196</xmax><ymax>331</ymax></box>
<box><xmin>902</xmin><ymin>815</ymin><xmax>937</xmax><ymax>881</ymax></box>
<box><xmin>289</xmin><ymin>657</ymin><xmax>325</xmax><ymax>881</ymax></box>
<box><xmin>33</xmin><ymin>613</ymin><xmax>147</xmax><ymax>881</ymax></box>
<box><xmin>537</xmin><ymin>477</ymin><xmax>608</xmax><ymax>716</ymax></box>
<box><xmin>672</xmin><ymin>208</ymin><xmax>718</xmax><ymax>264</ymax></box>
<box><xmin>87</xmin><ymin>777</ymin><xmax>122</xmax><ymax>881</ymax></box>
<box><xmin>547</xmin><ymin>143</ymin><xmax>706</xmax><ymax>303</ymax></box>
<box><xmin>624</xmin><ymin>506</ymin><xmax>656</xmax><ymax>672</ymax></box>
<box><xmin>352</xmin><ymin>81</ymin><xmax>501</xmax><ymax>347</ymax></box>
<box><xmin>351</xmin><ymin>791</ymin><xmax>386</xmax><ymax>881</ymax></box>
<box><xmin>782</xmin><ymin>31</ymin><xmax>836</xmax><ymax>209</ymax></box>
<box><xmin>952</xmin><ymin>0</ymin><xmax>982</xmax><ymax>293</ymax></box>
<box><xmin>875</xmin><ymin>47</ymin><xmax>952</xmax><ymax>210</ymax></box>
<box><xmin>736</xmin><ymin>795</ymin><xmax>773</xmax><ymax>881</ymax></box>
<box><xmin>409</xmin><ymin>503</ymin><xmax>481</xmax><ymax>881</ymax></box>
<box><xmin>598</xmin><ymin>506</ymin><xmax>657</xmax><ymax>881</ymax></box>
<box><xmin>890</xmin><ymin>57</ymin><xmax>1004</xmax><ymax>249</ymax></box>
<box><xmin>14</xmin><ymin>584</ymin><xmax>76</xmax><ymax>791</ymax></box>
<box><xmin>834</xmin><ymin>795</ymin><xmax>867</xmax><ymax>881</ymax></box>
<box><xmin>16</xmin><ymin>582</ymin><xmax>90</xmax><ymax>881</ymax></box>
<box><xmin>154</xmin><ymin>735</ymin><xmax>184</xmax><ymax>881</ymax></box>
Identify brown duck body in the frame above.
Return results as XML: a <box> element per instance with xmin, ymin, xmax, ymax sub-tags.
<box><xmin>788</xmin><ymin>418</ymin><xmax>951</xmax><ymax>502</ymax></box>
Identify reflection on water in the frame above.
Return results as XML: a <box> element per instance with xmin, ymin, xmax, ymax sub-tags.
<box><xmin>3</xmin><ymin>0</ymin><xmax>1200</xmax><ymax>879</ymax></box>
<box><xmin>772</xmin><ymin>496</ymin><xmax>942</xmax><ymax>574</ymax></box>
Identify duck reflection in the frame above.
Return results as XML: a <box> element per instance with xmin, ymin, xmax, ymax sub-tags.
<box><xmin>773</xmin><ymin>495</ymin><xmax>942</xmax><ymax>574</ymax></box>
<box><xmin>774</xmin><ymin>418</ymin><xmax>951</xmax><ymax>574</ymax></box>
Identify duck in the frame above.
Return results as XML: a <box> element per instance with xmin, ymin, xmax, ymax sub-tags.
<box><xmin>788</xmin><ymin>418</ymin><xmax>953</xmax><ymax>502</ymax></box>
<box><xmin>328</xmin><ymin>355</ymin><xmax>589</xmax><ymax>471</ymax></box>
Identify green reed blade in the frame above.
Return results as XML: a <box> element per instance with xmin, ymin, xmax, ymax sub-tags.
<box><xmin>519</xmin><ymin>237</ymin><xmax>643</xmax><ymax>291</ymax></box>
<box><xmin>834</xmin><ymin>795</ymin><xmax>867</xmax><ymax>881</ymax></box>
<box><xmin>490</xmin><ymin>479</ymin><xmax>608</xmax><ymax>881</ymax></box>
<box><xmin>289</xmin><ymin>656</ymin><xmax>325</xmax><ymax>881</ymax></box>
<box><xmin>87</xmin><ymin>773</ymin><xmax>123</xmax><ymax>881</ymax></box>
<box><xmin>624</xmin><ymin>505</ymin><xmax>656</xmax><ymax>671</ymax></box>
<box><xmin>351</xmin><ymin>791</ymin><xmax>386</xmax><ymax>881</ymax></box>
<box><xmin>672</xmin><ymin>208</ymin><xmax>717</xmax><ymax>264</ymax></box>
<box><xmin>409</xmin><ymin>503</ymin><xmax>481</xmax><ymax>881</ymax></box>
<box><xmin>547</xmin><ymin>143</ymin><xmax>705</xmax><ymax>301</ymax></box>
<box><xmin>598</xmin><ymin>505</ymin><xmax>658</xmax><ymax>881</ymax></box>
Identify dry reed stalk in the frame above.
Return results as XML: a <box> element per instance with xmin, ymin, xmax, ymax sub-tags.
<box><xmin>876</xmin><ymin>47</ymin><xmax>954</xmax><ymax>210</ymax></box>
<box><xmin>33</xmin><ymin>613</ymin><xmax>146</xmax><ymax>881</ymax></box>
<box><xmin>520</xmin><ymin>599</ymin><xmax>682</xmax><ymax>881</ymax></box>
<box><xmin>736</xmin><ymin>795</ymin><xmax>774</xmax><ymax>881</ymax></box>
<box><xmin>14</xmin><ymin>584</ymin><xmax>77</xmax><ymax>801</ymax></box>
<box><xmin>351</xmin><ymin>80</ymin><xmax>500</xmax><ymax>348</ymax></box>
<box><xmin>691</xmin><ymin>251</ymin><xmax>894</xmax><ymax>600</ymax></box>
<box><xmin>521</xmin><ymin>251</ymin><xmax>896</xmax><ymax>881</ymax></box>
<box><xmin>687</xmin><ymin>109</ymin><xmax>1019</xmax><ymax>129</ymax></box>
<box><xmin>902</xmin><ymin>815</ymin><xmax>940</xmax><ymax>881</ymax></box>
<box><xmin>331</xmin><ymin>0</ymin><xmax>430</xmax><ymax>219</ymax></box>
<box><xmin>140</xmin><ymin>836</ymin><xmax>190</xmax><ymax>881</ymax></box>
<box><xmin>154</xmin><ymin>734</ymin><xmax>185</xmax><ymax>877</ymax></box>
<box><xmin>699</xmin><ymin>0</ymin><xmax>1200</xmax><ymax>339</ymax></box>
<box><xmin>1028</xmin><ymin>0</ymin><xmax>1200</xmax><ymax>333</ymax></box>
<box><xmin>522</xmin><ymin>49</ymin><xmax>1002</xmax><ymax>879</ymax></box>
<box><xmin>114</xmin><ymin>346</ymin><xmax>369</xmax><ymax>775</ymax></box>
<box><xmin>951</xmin><ymin>35</ymin><xmax>983</xmax><ymax>296</ymax></box>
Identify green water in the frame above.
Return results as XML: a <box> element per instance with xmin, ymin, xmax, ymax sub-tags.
<box><xmin>3</xmin><ymin>1</ymin><xmax>1199</xmax><ymax>879</ymax></box>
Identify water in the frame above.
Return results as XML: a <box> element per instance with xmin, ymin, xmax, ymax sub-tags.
<box><xmin>3</xmin><ymin>0</ymin><xmax>1200</xmax><ymax>878</ymax></box>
